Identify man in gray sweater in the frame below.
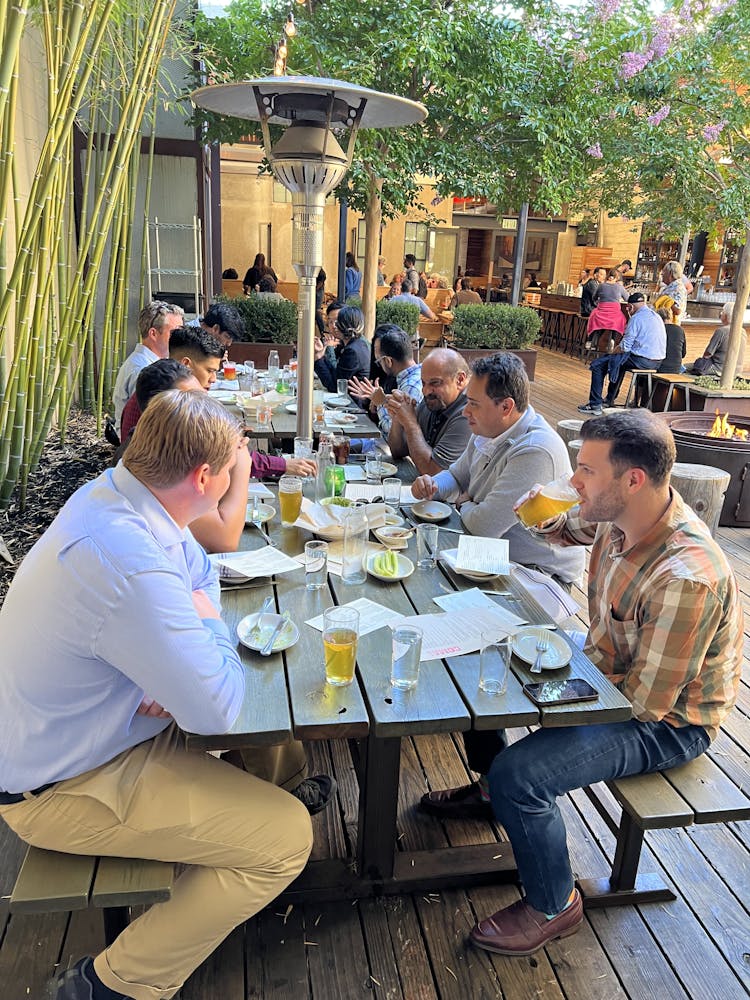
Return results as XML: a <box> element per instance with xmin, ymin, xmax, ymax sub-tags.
<box><xmin>412</xmin><ymin>352</ymin><xmax>584</xmax><ymax>585</ymax></box>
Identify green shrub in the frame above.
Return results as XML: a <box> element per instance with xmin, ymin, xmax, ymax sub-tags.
<box><xmin>375</xmin><ymin>300</ymin><xmax>421</xmax><ymax>335</ymax></box>
<box><xmin>216</xmin><ymin>294</ymin><xmax>298</xmax><ymax>343</ymax></box>
<box><xmin>694</xmin><ymin>374</ymin><xmax>750</xmax><ymax>391</ymax></box>
<box><xmin>451</xmin><ymin>304</ymin><xmax>541</xmax><ymax>350</ymax></box>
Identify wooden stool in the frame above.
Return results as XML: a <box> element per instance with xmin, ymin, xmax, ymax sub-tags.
<box><xmin>622</xmin><ymin>369</ymin><xmax>657</xmax><ymax>408</ymax></box>
<box><xmin>670</xmin><ymin>462</ymin><xmax>731</xmax><ymax>537</ymax></box>
<box><xmin>647</xmin><ymin>374</ymin><xmax>696</xmax><ymax>411</ymax></box>
<box><xmin>557</xmin><ymin>419</ymin><xmax>584</xmax><ymax>451</ymax></box>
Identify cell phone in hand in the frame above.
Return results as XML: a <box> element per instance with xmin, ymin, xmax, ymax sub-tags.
<box><xmin>522</xmin><ymin>678</ymin><xmax>598</xmax><ymax>707</ymax></box>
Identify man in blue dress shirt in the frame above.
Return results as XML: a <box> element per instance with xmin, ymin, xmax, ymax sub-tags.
<box><xmin>0</xmin><ymin>391</ymin><xmax>312</xmax><ymax>1000</ymax></box>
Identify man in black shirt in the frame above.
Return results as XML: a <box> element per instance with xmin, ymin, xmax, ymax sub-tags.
<box><xmin>581</xmin><ymin>266</ymin><xmax>605</xmax><ymax>317</ymax></box>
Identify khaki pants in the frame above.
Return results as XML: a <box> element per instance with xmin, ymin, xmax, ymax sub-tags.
<box><xmin>0</xmin><ymin>725</ymin><xmax>312</xmax><ymax>1000</ymax></box>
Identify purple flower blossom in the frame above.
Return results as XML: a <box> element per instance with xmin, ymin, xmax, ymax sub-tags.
<box><xmin>594</xmin><ymin>0</ymin><xmax>621</xmax><ymax>20</ymax></box>
<box><xmin>647</xmin><ymin>104</ymin><xmax>671</xmax><ymax>126</ymax></box>
<box><xmin>651</xmin><ymin>14</ymin><xmax>684</xmax><ymax>58</ymax></box>
<box><xmin>620</xmin><ymin>51</ymin><xmax>652</xmax><ymax>80</ymax></box>
<box><xmin>586</xmin><ymin>143</ymin><xmax>603</xmax><ymax>159</ymax></box>
<box><xmin>703</xmin><ymin>120</ymin><xmax>728</xmax><ymax>142</ymax></box>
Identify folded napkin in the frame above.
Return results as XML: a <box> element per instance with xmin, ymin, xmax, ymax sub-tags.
<box><xmin>292</xmin><ymin>497</ymin><xmax>387</xmax><ymax>533</ymax></box>
<box><xmin>508</xmin><ymin>564</ymin><xmax>580</xmax><ymax>623</ymax></box>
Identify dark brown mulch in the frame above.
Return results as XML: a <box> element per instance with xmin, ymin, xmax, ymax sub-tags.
<box><xmin>0</xmin><ymin>411</ymin><xmax>112</xmax><ymax>606</ymax></box>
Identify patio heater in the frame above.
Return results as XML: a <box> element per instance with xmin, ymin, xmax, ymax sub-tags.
<box><xmin>190</xmin><ymin>77</ymin><xmax>426</xmax><ymax>437</ymax></box>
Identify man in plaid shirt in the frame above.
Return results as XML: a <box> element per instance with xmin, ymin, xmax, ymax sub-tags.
<box><xmin>427</xmin><ymin>410</ymin><xmax>743</xmax><ymax>957</ymax></box>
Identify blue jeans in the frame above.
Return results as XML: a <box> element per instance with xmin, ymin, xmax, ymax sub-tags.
<box><xmin>486</xmin><ymin>719</ymin><xmax>709</xmax><ymax>914</ymax></box>
<box><xmin>588</xmin><ymin>353</ymin><xmax>655</xmax><ymax>407</ymax></box>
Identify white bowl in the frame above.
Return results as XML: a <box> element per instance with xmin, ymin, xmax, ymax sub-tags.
<box><xmin>366</xmin><ymin>551</ymin><xmax>414</xmax><ymax>581</ymax></box>
<box><xmin>411</xmin><ymin>500</ymin><xmax>452</xmax><ymax>522</ymax></box>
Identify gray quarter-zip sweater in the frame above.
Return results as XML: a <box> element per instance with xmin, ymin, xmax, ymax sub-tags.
<box><xmin>433</xmin><ymin>405</ymin><xmax>585</xmax><ymax>584</ymax></box>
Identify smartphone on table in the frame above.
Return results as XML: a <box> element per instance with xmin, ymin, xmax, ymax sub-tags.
<box><xmin>522</xmin><ymin>678</ymin><xmax>598</xmax><ymax>707</ymax></box>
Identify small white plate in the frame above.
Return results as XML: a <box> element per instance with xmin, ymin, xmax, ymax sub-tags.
<box><xmin>285</xmin><ymin>401</ymin><xmax>297</xmax><ymax>413</ymax></box>
<box><xmin>411</xmin><ymin>500</ymin><xmax>452</xmax><ymax>522</ymax></box>
<box><xmin>366</xmin><ymin>551</ymin><xmax>414</xmax><ymax>581</ymax></box>
<box><xmin>325</xmin><ymin>412</ymin><xmax>358</xmax><ymax>426</ymax></box>
<box><xmin>209</xmin><ymin>390</ymin><xmax>236</xmax><ymax>404</ymax></box>
<box><xmin>237</xmin><ymin>612</ymin><xmax>299</xmax><ymax>653</ymax></box>
<box><xmin>245</xmin><ymin>502</ymin><xmax>275</xmax><ymax>525</ymax></box>
<box><xmin>367</xmin><ymin>461</ymin><xmax>398</xmax><ymax>478</ymax></box>
<box><xmin>373</xmin><ymin>525</ymin><xmax>413</xmax><ymax>549</ymax></box>
<box><xmin>324</xmin><ymin>393</ymin><xmax>352</xmax><ymax>408</ymax></box>
<box><xmin>384</xmin><ymin>512</ymin><xmax>405</xmax><ymax>527</ymax></box>
<box><xmin>512</xmin><ymin>627</ymin><xmax>571</xmax><ymax>670</ymax></box>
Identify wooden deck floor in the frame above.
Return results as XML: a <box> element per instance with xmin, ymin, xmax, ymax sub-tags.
<box><xmin>1</xmin><ymin>345</ymin><xmax>749</xmax><ymax>999</ymax></box>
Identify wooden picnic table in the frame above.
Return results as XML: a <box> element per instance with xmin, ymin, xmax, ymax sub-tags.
<box><xmin>185</xmin><ymin>465</ymin><xmax>632</xmax><ymax>900</ymax></box>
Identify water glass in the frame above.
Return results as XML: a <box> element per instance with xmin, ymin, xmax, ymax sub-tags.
<box><xmin>382</xmin><ymin>477</ymin><xmax>401</xmax><ymax>505</ymax></box>
<box><xmin>337</xmin><ymin>378</ymin><xmax>349</xmax><ymax>399</ymax></box>
<box><xmin>268</xmin><ymin>350</ymin><xmax>280</xmax><ymax>378</ymax></box>
<box><xmin>237</xmin><ymin>372</ymin><xmax>254</xmax><ymax>392</ymax></box>
<box><xmin>416</xmin><ymin>523</ymin><xmax>439</xmax><ymax>569</ymax></box>
<box><xmin>479</xmin><ymin>632</ymin><xmax>511</xmax><ymax>695</ymax></box>
<box><xmin>294</xmin><ymin>436</ymin><xmax>314</xmax><ymax>460</ymax></box>
<box><xmin>365</xmin><ymin>455</ymin><xmax>382</xmax><ymax>483</ymax></box>
<box><xmin>278</xmin><ymin>475</ymin><xmax>303</xmax><ymax>525</ymax></box>
<box><xmin>323</xmin><ymin>605</ymin><xmax>360</xmax><ymax>686</ymax></box>
<box><xmin>256</xmin><ymin>406</ymin><xmax>273</xmax><ymax>429</ymax></box>
<box><xmin>390</xmin><ymin>625</ymin><xmax>423</xmax><ymax>691</ymax></box>
<box><xmin>305</xmin><ymin>540</ymin><xmax>328</xmax><ymax>591</ymax></box>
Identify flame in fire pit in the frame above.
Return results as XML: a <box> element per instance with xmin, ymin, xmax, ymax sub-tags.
<box><xmin>708</xmin><ymin>410</ymin><xmax>749</xmax><ymax>441</ymax></box>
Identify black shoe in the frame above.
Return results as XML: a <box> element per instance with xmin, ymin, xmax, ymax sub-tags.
<box><xmin>419</xmin><ymin>782</ymin><xmax>494</xmax><ymax>821</ymax></box>
<box><xmin>48</xmin><ymin>958</ymin><xmax>96</xmax><ymax>1000</ymax></box>
<box><xmin>291</xmin><ymin>774</ymin><xmax>337</xmax><ymax>815</ymax></box>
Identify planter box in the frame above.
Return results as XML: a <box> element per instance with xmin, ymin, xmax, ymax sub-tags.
<box><xmin>454</xmin><ymin>348</ymin><xmax>537</xmax><ymax>382</ymax></box>
<box><xmin>228</xmin><ymin>343</ymin><xmax>295</xmax><ymax>368</ymax></box>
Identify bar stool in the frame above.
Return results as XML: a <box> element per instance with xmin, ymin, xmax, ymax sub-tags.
<box><xmin>621</xmin><ymin>369</ymin><xmax>657</xmax><ymax>408</ymax></box>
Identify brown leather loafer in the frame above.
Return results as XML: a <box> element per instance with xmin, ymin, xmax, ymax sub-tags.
<box><xmin>419</xmin><ymin>782</ymin><xmax>494</xmax><ymax>820</ymax></box>
<box><xmin>470</xmin><ymin>890</ymin><xmax>583</xmax><ymax>956</ymax></box>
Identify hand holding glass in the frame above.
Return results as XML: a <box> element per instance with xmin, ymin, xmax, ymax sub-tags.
<box><xmin>515</xmin><ymin>476</ymin><xmax>579</xmax><ymax>528</ymax></box>
<box><xmin>323</xmin><ymin>606</ymin><xmax>359</xmax><ymax>686</ymax></box>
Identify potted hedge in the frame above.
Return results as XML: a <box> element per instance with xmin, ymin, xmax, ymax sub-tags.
<box><xmin>375</xmin><ymin>299</ymin><xmax>421</xmax><ymax>336</ymax></box>
<box><xmin>219</xmin><ymin>293</ymin><xmax>299</xmax><ymax>367</ymax></box>
<box><xmin>451</xmin><ymin>303</ymin><xmax>541</xmax><ymax>380</ymax></box>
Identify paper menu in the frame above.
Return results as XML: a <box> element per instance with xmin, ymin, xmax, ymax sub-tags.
<box><xmin>248</xmin><ymin>482</ymin><xmax>275</xmax><ymax>498</ymax></box>
<box><xmin>294</xmin><ymin>540</ymin><xmax>382</xmax><ymax>577</ymax></box>
<box><xmin>306</xmin><ymin>597</ymin><xmax>405</xmax><ymax>636</ymax></box>
<box><xmin>209</xmin><ymin>547</ymin><xmax>302</xmax><ymax>580</ymax></box>
<box><xmin>398</xmin><ymin>606</ymin><xmax>525</xmax><ymax>661</ymax></box>
<box><xmin>432</xmin><ymin>588</ymin><xmax>527</xmax><ymax>629</ymax></box>
<box><xmin>344</xmin><ymin>483</ymin><xmax>384</xmax><ymax>502</ymax></box>
<box><xmin>456</xmin><ymin>535</ymin><xmax>510</xmax><ymax>576</ymax></box>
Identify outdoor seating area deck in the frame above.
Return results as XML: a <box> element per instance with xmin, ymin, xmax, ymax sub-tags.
<box><xmin>1</xmin><ymin>345</ymin><xmax>748</xmax><ymax>999</ymax></box>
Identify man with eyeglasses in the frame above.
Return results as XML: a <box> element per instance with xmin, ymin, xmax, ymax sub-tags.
<box><xmin>348</xmin><ymin>324</ymin><xmax>422</xmax><ymax>439</ymax></box>
<box><xmin>385</xmin><ymin>348</ymin><xmax>471</xmax><ymax>475</ymax></box>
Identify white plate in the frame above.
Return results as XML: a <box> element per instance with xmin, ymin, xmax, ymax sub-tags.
<box><xmin>237</xmin><ymin>612</ymin><xmax>299</xmax><ymax>653</ymax></box>
<box><xmin>384</xmin><ymin>512</ymin><xmax>405</xmax><ymax>527</ymax></box>
<box><xmin>512</xmin><ymin>627</ymin><xmax>571</xmax><ymax>670</ymax></box>
<box><xmin>245</xmin><ymin>502</ymin><xmax>275</xmax><ymax>525</ymax></box>
<box><xmin>411</xmin><ymin>500</ymin><xmax>452</xmax><ymax>522</ymax></box>
<box><xmin>366</xmin><ymin>552</ymin><xmax>414</xmax><ymax>581</ymax></box>
<box><xmin>373</xmin><ymin>525</ymin><xmax>413</xmax><ymax>549</ymax></box>
<box><xmin>285</xmin><ymin>401</ymin><xmax>297</xmax><ymax>413</ymax></box>
<box><xmin>324</xmin><ymin>393</ymin><xmax>352</xmax><ymax>408</ymax></box>
<box><xmin>367</xmin><ymin>461</ymin><xmax>398</xmax><ymax>478</ymax></box>
<box><xmin>325</xmin><ymin>412</ymin><xmax>359</xmax><ymax>426</ymax></box>
<box><xmin>209</xmin><ymin>390</ymin><xmax>236</xmax><ymax>404</ymax></box>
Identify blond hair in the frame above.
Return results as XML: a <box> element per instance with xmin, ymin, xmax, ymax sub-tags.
<box><xmin>123</xmin><ymin>390</ymin><xmax>241</xmax><ymax>488</ymax></box>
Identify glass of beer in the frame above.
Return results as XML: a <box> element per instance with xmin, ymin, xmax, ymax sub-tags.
<box><xmin>323</xmin><ymin>606</ymin><xmax>360</xmax><ymax>686</ymax></box>
<box><xmin>515</xmin><ymin>476</ymin><xmax>580</xmax><ymax>528</ymax></box>
<box><xmin>278</xmin><ymin>475</ymin><xmax>303</xmax><ymax>525</ymax></box>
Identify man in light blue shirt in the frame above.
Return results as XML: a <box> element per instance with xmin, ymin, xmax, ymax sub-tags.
<box><xmin>0</xmin><ymin>390</ymin><xmax>312</xmax><ymax>1000</ymax></box>
<box><xmin>112</xmin><ymin>300</ymin><xmax>184</xmax><ymax>432</ymax></box>
<box><xmin>579</xmin><ymin>292</ymin><xmax>666</xmax><ymax>414</ymax></box>
<box><xmin>390</xmin><ymin>280</ymin><xmax>438</xmax><ymax>319</ymax></box>
<box><xmin>348</xmin><ymin>324</ymin><xmax>423</xmax><ymax>439</ymax></box>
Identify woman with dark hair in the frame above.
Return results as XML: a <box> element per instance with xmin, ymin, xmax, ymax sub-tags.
<box><xmin>344</xmin><ymin>251</ymin><xmax>362</xmax><ymax>299</ymax></box>
<box><xmin>313</xmin><ymin>305</ymin><xmax>370</xmax><ymax>391</ymax></box>
<box><xmin>242</xmin><ymin>252</ymin><xmax>278</xmax><ymax>294</ymax></box>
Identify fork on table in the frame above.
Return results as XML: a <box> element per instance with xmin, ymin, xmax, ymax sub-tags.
<box><xmin>530</xmin><ymin>633</ymin><xmax>549</xmax><ymax>674</ymax></box>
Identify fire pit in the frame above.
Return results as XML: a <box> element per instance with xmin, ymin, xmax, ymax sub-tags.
<box><xmin>658</xmin><ymin>411</ymin><xmax>750</xmax><ymax>526</ymax></box>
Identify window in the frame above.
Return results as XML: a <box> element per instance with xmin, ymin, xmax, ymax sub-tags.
<box><xmin>356</xmin><ymin>220</ymin><xmax>383</xmax><ymax>270</ymax></box>
<box><xmin>404</xmin><ymin>222</ymin><xmax>429</xmax><ymax>272</ymax></box>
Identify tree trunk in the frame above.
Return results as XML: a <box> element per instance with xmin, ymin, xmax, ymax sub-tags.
<box><xmin>361</xmin><ymin>173</ymin><xmax>383</xmax><ymax>343</ymax></box>
<box><xmin>720</xmin><ymin>220</ymin><xmax>750</xmax><ymax>390</ymax></box>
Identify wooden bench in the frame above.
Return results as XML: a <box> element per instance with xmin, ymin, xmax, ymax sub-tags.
<box><xmin>579</xmin><ymin>754</ymin><xmax>750</xmax><ymax>907</ymax></box>
<box><xmin>647</xmin><ymin>373</ymin><xmax>696</xmax><ymax>411</ymax></box>
<box><xmin>9</xmin><ymin>847</ymin><xmax>174</xmax><ymax>944</ymax></box>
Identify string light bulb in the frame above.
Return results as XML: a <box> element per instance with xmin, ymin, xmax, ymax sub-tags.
<box><xmin>284</xmin><ymin>13</ymin><xmax>296</xmax><ymax>36</ymax></box>
<box><xmin>278</xmin><ymin>41</ymin><xmax>288</xmax><ymax>58</ymax></box>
